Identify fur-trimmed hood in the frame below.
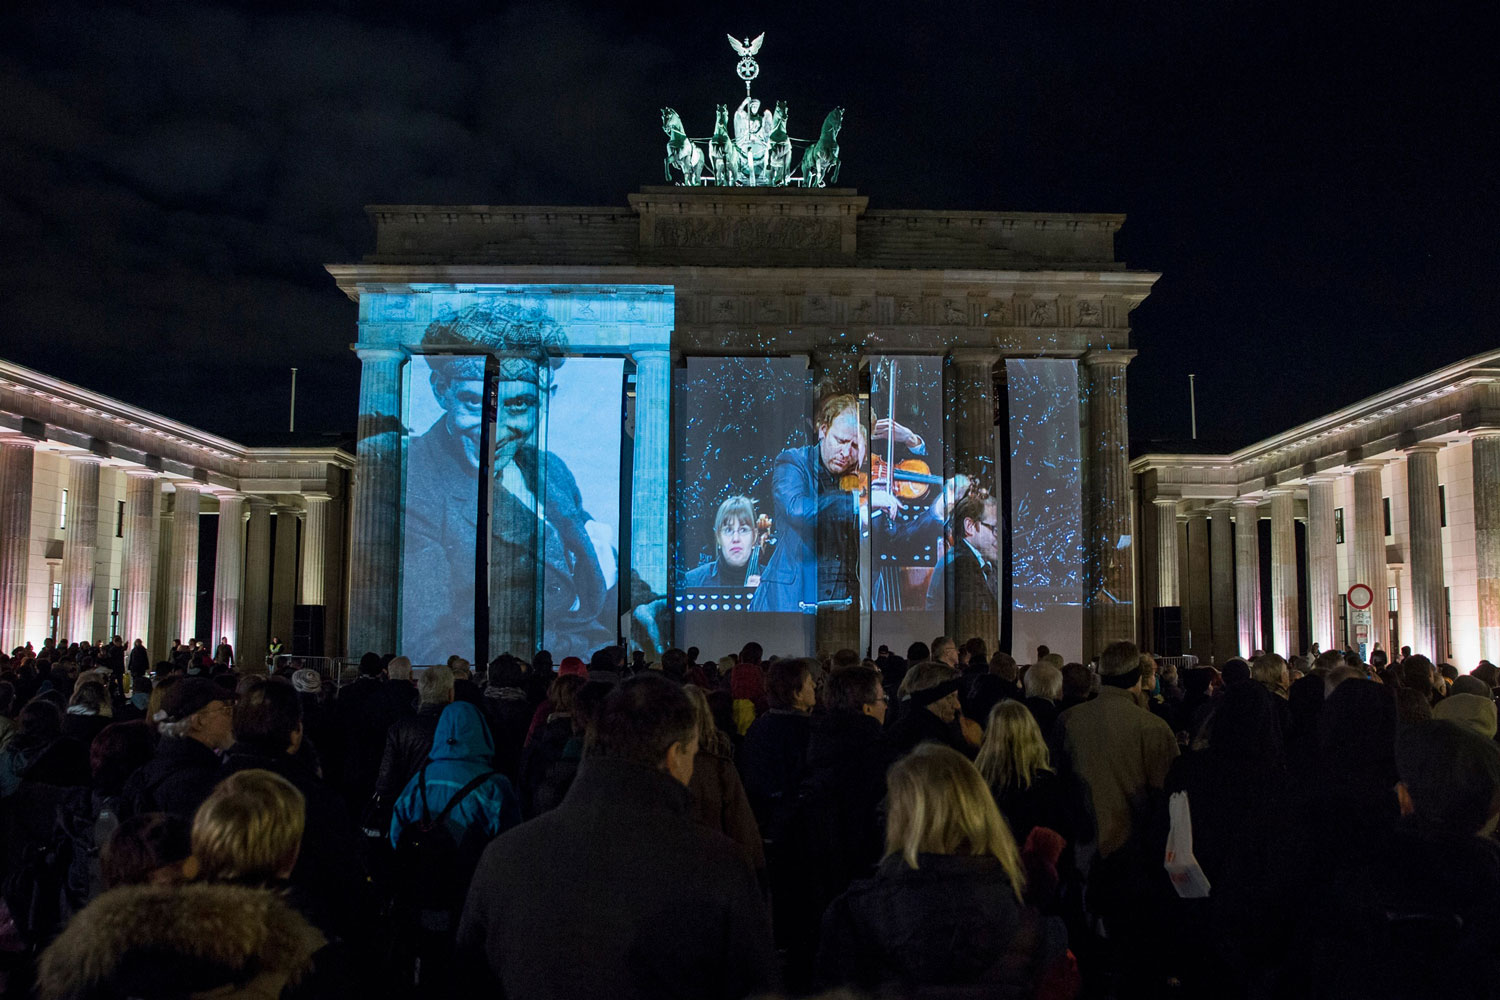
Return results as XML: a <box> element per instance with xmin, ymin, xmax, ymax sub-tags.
<box><xmin>36</xmin><ymin>882</ymin><xmax>326</xmax><ymax>1000</ymax></box>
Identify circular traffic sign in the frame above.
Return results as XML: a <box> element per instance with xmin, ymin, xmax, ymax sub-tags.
<box><xmin>1347</xmin><ymin>583</ymin><xmax>1374</xmax><ymax>610</ymax></box>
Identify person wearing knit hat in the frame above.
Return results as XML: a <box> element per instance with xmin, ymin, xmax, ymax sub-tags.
<box><xmin>402</xmin><ymin>300</ymin><xmax>628</xmax><ymax>664</ymax></box>
<box><xmin>557</xmin><ymin>656</ymin><xmax>588</xmax><ymax>679</ymax></box>
<box><xmin>1433</xmin><ymin>692</ymin><xmax>1499</xmax><ymax>740</ymax></box>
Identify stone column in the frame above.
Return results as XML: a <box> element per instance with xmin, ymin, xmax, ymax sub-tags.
<box><xmin>119</xmin><ymin>471</ymin><xmax>159</xmax><ymax>647</ymax></box>
<box><xmin>241</xmin><ymin>498</ymin><xmax>273</xmax><ymax>667</ymax></box>
<box><xmin>1083</xmin><ymin>350</ymin><xmax>1136</xmax><ymax>654</ymax></box>
<box><xmin>1406</xmin><ymin>444</ymin><xmax>1446</xmax><ymax>660</ymax></box>
<box><xmin>816</xmin><ymin>348</ymin><xmax>866</xmax><ymax>656</ymax></box>
<box><xmin>0</xmin><ymin>440</ymin><xmax>35</xmax><ymax>653</ymax></box>
<box><xmin>347</xmin><ymin>348</ymin><xmax>405</xmax><ymax>656</ymax></box>
<box><xmin>210</xmin><ymin>494</ymin><xmax>245</xmax><ymax>654</ymax></box>
<box><xmin>1473</xmin><ymin>432</ymin><xmax>1500</xmax><ymax>663</ymax></box>
<box><xmin>1352</xmin><ymin>463</ymin><xmax>1390</xmax><ymax>654</ymax></box>
<box><xmin>151</xmin><ymin>489</ymin><xmax>175</xmax><ymax>658</ymax></box>
<box><xmin>1185</xmin><ymin>509</ymin><xmax>1211</xmax><ymax>660</ymax></box>
<box><xmin>1209</xmin><ymin>505</ymin><xmax>1237</xmax><ymax>664</ymax></box>
<box><xmin>1306</xmin><ymin>476</ymin><xmax>1339</xmax><ymax>652</ymax></box>
<box><xmin>58</xmin><ymin>456</ymin><xmax>101</xmax><ymax>641</ymax></box>
<box><xmin>1233</xmin><ymin>499</ymin><xmax>1262</xmax><ymax>657</ymax></box>
<box><xmin>630</xmin><ymin>349</ymin><xmax>671</xmax><ymax>652</ymax></box>
<box><xmin>0</xmin><ymin>440</ymin><xmax>35</xmax><ymax>652</ymax></box>
<box><xmin>300</xmin><ymin>495</ymin><xmax>328</xmax><ymax>606</ymax></box>
<box><xmin>270</xmin><ymin>508</ymin><xmax>298</xmax><ymax>650</ymax></box>
<box><xmin>170</xmin><ymin>483</ymin><xmax>202</xmax><ymax>643</ymax></box>
<box><xmin>1269</xmin><ymin>490</ymin><xmax>1299</xmax><ymax>656</ymax></box>
<box><xmin>1153</xmin><ymin>498</ymin><xmax>1179</xmax><ymax>607</ymax></box>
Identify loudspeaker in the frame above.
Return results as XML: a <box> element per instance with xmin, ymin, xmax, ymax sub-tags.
<box><xmin>292</xmin><ymin>605</ymin><xmax>325</xmax><ymax>657</ymax></box>
<box><xmin>1152</xmin><ymin>606</ymin><xmax>1183</xmax><ymax>658</ymax></box>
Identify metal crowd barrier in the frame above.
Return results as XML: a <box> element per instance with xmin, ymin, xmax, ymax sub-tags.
<box><xmin>269</xmin><ymin>654</ymin><xmax>354</xmax><ymax>690</ymax></box>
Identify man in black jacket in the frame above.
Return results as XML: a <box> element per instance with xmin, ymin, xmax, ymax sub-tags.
<box><xmin>374</xmin><ymin>663</ymin><xmax>455</xmax><ymax>801</ymax></box>
<box><xmin>219</xmin><ymin>678</ymin><xmax>371</xmax><ymax>947</ymax></box>
<box><xmin>457</xmin><ymin>674</ymin><xmax>776</xmax><ymax>1000</ymax></box>
<box><xmin>738</xmin><ymin>658</ymin><xmax>815</xmax><ymax>830</ymax></box>
<box><xmin>120</xmin><ymin>677</ymin><xmax>233</xmax><ymax>820</ymax></box>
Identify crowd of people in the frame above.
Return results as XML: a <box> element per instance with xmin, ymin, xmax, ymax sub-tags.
<box><xmin>2</xmin><ymin>631</ymin><xmax>1500</xmax><ymax>999</ymax></box>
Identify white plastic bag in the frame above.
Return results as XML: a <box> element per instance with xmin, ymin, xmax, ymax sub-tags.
<box><xmin>1164</xmin><ymin>790</ymin><xmax>1211</xmax><ymax>899</ymax></box>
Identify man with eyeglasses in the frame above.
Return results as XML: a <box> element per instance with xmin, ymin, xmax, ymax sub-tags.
<box><xmin>926</xmin><ymin>486</ymin><xmax>999</xmax><ymax>620</ymax></box>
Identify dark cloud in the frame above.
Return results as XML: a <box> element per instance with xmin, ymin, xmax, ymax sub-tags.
<box><xmin>0</xmin><ymin>0</ymin><xmax>1495</xmax><ymax>447</ymax></box>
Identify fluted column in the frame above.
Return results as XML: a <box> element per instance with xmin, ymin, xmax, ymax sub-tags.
<box><xmin>816</xmin><ymin>347</ymin><xmax>866</xmax><ymax>656</ymax></box>
<box><xmin>211</xmin><ymin>494</ymin><xmax>246</xmax><ymax>654</ymax></box>
<box><xmin>630</xmin><ymin>348</ymin><xmax>671</xmax><ymax>652</ymax></box>
<box><xmin>1083</xmin><ymin>350</ymin><xmax>1136</xmax><ymax>655</ymax></box>
<box><xmin>348</xmin><ymin>348</ymin><xmax>405</xmax><ymax>656</ymax></box>
<box><xmin>1209</xmin><ymin>505</ymin><xmax>1237</xmax><ymax>664</ymax></box>
<box><xmin>1154</xmin><ymin>498</ymin><xmax>1180</xmax><ymax>607</ymax></box>
<box><xmin>0</xmin><ymin>440</ymin><xmax>35</xmax><ymax>652</ymax></box>
<box><xmin>1406</xmin><ymin>444</ymin><xmax>1446</xmax><ymax>660</ymax></box>
<box><xmin>1185</xmin><ymin>509</ymin><xmax>1211</xmax><ymax>660</ymax></box>
<box><xmin>151</xmin><ymin>489</ymin><xmax>175</xmax><ymax>657</ymax></box>
<box><xmin>1233</xmin><ymin>498</ymin><xmax>1262</xmax><ymax>657</ymax></box>
<box><xmin>1352</xmin><ymin>463</ymin><xmax>1390</xmax><ymax>654</ymax></box>
<box><xmin>58</xmin><ymin>456</ymin><xmax>101</xmax><ymax>641</ymax></box>
<box><xmin>241</xmin><ymin>498</ymin><xmax>273</xmax><ymax>666</ymax></box>
<box><xmin>1473</xmin><ymin>432</ymin><xmax>1500</xmax><ymax>663</ymax></box>
<box><xmin>170</xmin><ymin>483</ymin><xmax>202</xmax><ymax>643</ymax></box>
<box><xmin>1269</xmin><ymin>490</ymin><xmax>1299</xmax><ymax>656</ymax></box>
<box><xmin>1305</xmin><ymin>476</ymin><xmax>1339</xmax><ymax>651</ymax></box>
<box><xmin>119</xmin><ymin>471</ymin><xmax>159</xmax><ymax>647</ymax></box>
<box><xmin>300</xmin><ymin>495</ymin><xmax>328</xmax><ymax>606</ymax></box>
<box><xmin>270</xmin><ymin>508</ymin><xmax>298</xmax><ymax>649</ymax></box>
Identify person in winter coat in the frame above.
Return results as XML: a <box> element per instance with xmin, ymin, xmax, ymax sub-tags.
<box><xmin>977</xmin><ymin>699</ymin><xmax>1071</xmax><ymax>846</ymax></box>
<box><xmin>818</xmin><ymin>743</ymin><xmax>1071</xmax><ymax>998</ymax></box>
<box><xmin>119</xmin><ymin>677</ymin><xmax>234</xmax><ymax>820</ymax></box>
<box><xmin>0</xmin><ymin>699</ymin><xmax>89</xmax><ymax>799</ymax></box>
<box><xmin>887</xmin><ymin>661</ymin><xmax>979</xmax><ymax>759</ymax></box>
<box><xmin>456</xmin><ymin>674</ymin><xmax>776</xmax><ymax>1000</ymax></box>
<box><xmin>737</xmin><ymin>658</ymin><xmax>815</xmax><ymax>832</ymax></box>
<box><xmin>218</xmin><ymin>678</ymin><xmax>370</xmax><ymax>946</ymax></box>
<box><xmin>34</xmin><ymin>882</ymin><xmax>325</xmax><ymax>1000</ymax></box>
<box><xmin>374</xmin><ymin>663</ymin><xmax>455</xmax><ymax>802</ymax></box>
<box><xmin>682</xmin><ymin>685</ymin><xmax>765</xmax><ymax>875</ymax></box>
<box><xmin>389</xmin><ymin>700</ymin><xmax>520</xmax><ymax>855</ymax></box>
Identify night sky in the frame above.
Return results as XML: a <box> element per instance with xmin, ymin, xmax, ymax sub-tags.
<box><xmin>3</xmin><ymin>0</ymin><xmax>1494</xmax><ymax>451</ymax></box>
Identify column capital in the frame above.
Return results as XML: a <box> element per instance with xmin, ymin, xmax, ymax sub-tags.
<box><xmin>247</xmin><ymin>496</ymin><xmax>276</xmax><ymax>512</ymax></box>
<box><xmin>947</xmin><ymin>347</ymin><xmax>1003</xmax><ymax>366</ymax></box>
<box><xmin>301</xmin><ymin>492</ymin><xmax>332</xmax><ymax>503</ymax></box>
<box><xmin>1469</xmin><ymin>427</ymin><xmax>1500</xmax><ymax>440</ymax></box>
<box><xmin>354</xmin><ymin>346</ymin><xmax>407</xmax><ymax>364</ymax></box>
<box><xmin>1405</xmin><ymin>441</ymin><xmax>1446</xmax><ymax>456</ymax></box>
<box><xmin>1305</xmin><ymin>473</ymin><xmax>1342</xmax><ymax>484</ymax></box>
<box><xmin>168</xmin><ymin>480</ymin><xmax>202</xmax><ymax>495</ymax></box>
<box><xmin>1231</xmin><ymin>496</ymin><xmax>1261</xmax><ymax>510</ymax></box>
<box><xmin>1082</xmin><ymin>348</ymin><xmax>1137</xmax><ymax>368</ymax></box>
<box><xmin>629</xmin><ymin>347</ymin><xmax>672</xmax><ymax>362</ymax></box>
<box><xmin>0</xmin><ymin>437</ymin><xmax>36</xmax><ymax>450</ymax></box>
<box><xmin>1151</xmin><ymin>496</ymin><xmax>1179</xmax><ymax>509</ymax></box>
<box><xmin>64</xmin><ymin>453</ymin><xmax>103</xmax><ymax>466</ymax></box>
<box><xmin>1349</xmin><ymin>459</ymin><xmax>1388</xmax><ymax>473</ymax></box>
<box><xmin>1184</xmin><ymin>506</ymin><xmax>1211</xmax><ymax>521</ymax></box>
<box><xmin>123</xmin><ymin>468</ymin><xmax>159</xmax><ymax>481</ymax></box>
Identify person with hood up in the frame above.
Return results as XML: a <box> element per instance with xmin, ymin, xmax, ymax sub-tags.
<box><xmin>389</xmin><ymin>700</ymin><xmax>521</xmax><ymax>911</ymax></box>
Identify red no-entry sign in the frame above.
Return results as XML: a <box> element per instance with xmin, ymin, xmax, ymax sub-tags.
<box><xmin>1347</xmin><ymin>583</ymin><xmax>1374</xmax><ymax>610</ymax></box>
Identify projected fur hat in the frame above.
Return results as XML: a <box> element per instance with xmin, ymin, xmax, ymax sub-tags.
<box><xmin>421</xmin><ymin>301</ymin><xmax>569</xmax><ymax>384</ymax></box>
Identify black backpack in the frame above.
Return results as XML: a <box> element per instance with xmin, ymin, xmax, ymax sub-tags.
<box><xmin>392</xmin><ymin>764</ymin><xmax>495</xmax><ymax>915</ymax></box>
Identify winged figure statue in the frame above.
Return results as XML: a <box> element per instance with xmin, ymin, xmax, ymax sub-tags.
<box><xmin>727</xmin><ymin>33</ymin><xmax>764</xmax><ymax>57</ymax></box>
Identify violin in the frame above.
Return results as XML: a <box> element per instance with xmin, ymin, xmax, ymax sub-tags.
<box><xmin>871</xmin><ymin>455</ymin><xmax>944</xmax><ymax>500</ymax></box>
<box><xmin>755</xmin><ymin>513</ymin><xmax>775</xmax><ymax>562</ymax></box>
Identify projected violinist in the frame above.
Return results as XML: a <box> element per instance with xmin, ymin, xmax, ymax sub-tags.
<box><xmin>750</xmin><ymin>388</ymin><xmax>951</xmax><ymax>614</ymax></box>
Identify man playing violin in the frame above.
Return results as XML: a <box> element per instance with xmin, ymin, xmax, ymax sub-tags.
<box><xmin>750</xmin><ymin>394</ymin><xmax>950</xmax><ymax>614</ymax></box>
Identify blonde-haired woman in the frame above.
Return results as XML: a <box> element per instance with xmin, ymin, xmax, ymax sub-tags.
<box><xmin>817</xmin><ymin>743</ymin><xmax>1069</xmax><ymax>996</ymax></box>
<box><xmin>976</xmin><ymin>699</ymin><xmax>1071</xmax><ymax>845</ymax></box>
